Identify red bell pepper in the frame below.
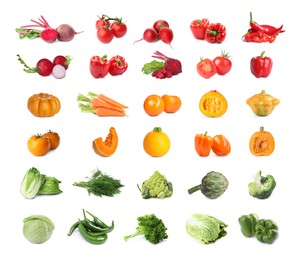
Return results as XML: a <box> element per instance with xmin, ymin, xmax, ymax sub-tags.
<box><xmin>109</xmin><ymin>55</ymin><xmax>128</xmax><ymax>76</ymax></box>
<box><xmin>205</xmin><ymin>23</ymin><xmax>226</xmax><ymax>43</ymax></box>
<box><xmin>90</xmin><ymin>55</ymin><xmax>110</xmax><ymax>78</ymax></box>
<box><xmin>190</xmin><ymin>18</ymin><xmax>209</xmax><ymax>40</ymax></box>
<box><xmin>250</xmin><ymin>51</ymin><xmax>273</xmax><ymax>78</ymax></box>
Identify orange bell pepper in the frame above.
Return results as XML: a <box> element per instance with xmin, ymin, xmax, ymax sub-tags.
<box><xmin>194</xmin><ymin>132</ymin><xmax>213</xmax><ymax>156</ymax></box>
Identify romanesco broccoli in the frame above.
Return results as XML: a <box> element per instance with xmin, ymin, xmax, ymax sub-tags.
<box><xmin>139</xmin><ymin>171</ymin><xmax>173</xmax><ymax>199</ymax></box>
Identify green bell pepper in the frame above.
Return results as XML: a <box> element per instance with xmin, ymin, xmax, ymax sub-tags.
<box><xmin>255</xmin><ymin>219</ymin><xmax>278</xmax><ymax>244</ymax></box>
<box><xmin>238</xmin><ymin>213</ymin><xmax>258</xmax><ymax>237</ymax></box>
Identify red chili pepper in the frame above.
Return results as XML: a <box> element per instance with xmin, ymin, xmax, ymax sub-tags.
<box><xmin>89</xmin><ymin>55</ymin><xmax>110</xmax><ymax>78</ymax></box>
<box><xmin>205</xmin><ymin>23</ymin><xmax>226</xmax><ymax>43</ymax></box>
<box><xmin>190</xmin><ymin>18</ymin><xmax>209</xmax><ymax>40</ymax></box>
<box><xmin>250</xmin><ymin>51</ymin><xmax>273</xmax><ymax>78</ymax></box>
<box><xmin>108</xmin><ymin>55</ymin><xmax>128</xmax><ymax>76</ymax></box>
<box><xmin>249</xmin><ymin>12</ymin><xmax>284</xmax><ymax>36</ymax></box>
<box><xmin>243</xmin><ymin>30</ymin><xmax>276</xmax><ymax>43</ymax></box>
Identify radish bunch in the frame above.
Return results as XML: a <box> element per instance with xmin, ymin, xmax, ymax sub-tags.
<box><xmin>17</xmin><ymin>54</ymin><xmax>72</xmax><ymax>79</ymax></box>
<box><xmin>16</xmin><ymin>15</ymin><xmax>82</xmax><ymax>43</ymax></box>
<box><xmin>134</xmin><ymin>19</ymin><xmax>174</xmax><ymax>48</ymax></box>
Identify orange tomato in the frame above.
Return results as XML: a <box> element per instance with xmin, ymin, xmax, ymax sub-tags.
<box><xmin>43</xmin><ymin>130</ymin><xmax>60</xmax><ymax>150</ymax></box>
<box><xmin>143</xmin><ymin>127</ymin><xmax>170</xmax><ymax>157</ymax></box>
<box><xmin>162</xmin><ymin>95</ymin><xmax>182</xmax><ymax>113</ymax></box>
<box><xmin>27</xmin><ymin>134</ymin><xmax>51</xmax><ymax>156</ymax></box>
<box><xmin>143</xmin><ymin>94</ymin><xmax>165</xmax><ymax>116</ymax></box>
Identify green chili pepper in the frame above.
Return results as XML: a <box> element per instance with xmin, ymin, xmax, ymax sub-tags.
<box><xmin>255</xmin><ymin>219</ymin><xmax>278</xmax><ymax>244</ymax></box>
<box><xmin>78</xmin><ymin>222</ymin><xmax>108</xmax><ymax>245</ymax></box>
<box><xmin>238</xmin><ymin>213</ymin><xmax>258</xmax><ymax>237</ymax></box>
<box><xmin>67</xmin><ymin>221</ymin><xmax>80</xmax><ymax>236</ymax></box>
<box><xmin>85</xmin><ymin>209</ymin><xmax>113</xmax><ymax>229</ymax></box>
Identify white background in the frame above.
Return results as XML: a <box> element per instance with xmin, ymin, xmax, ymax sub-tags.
<box><xmin>1</xmin><ymin>0</ymin><xmax>294</xmax><ymax>259</ymax></box>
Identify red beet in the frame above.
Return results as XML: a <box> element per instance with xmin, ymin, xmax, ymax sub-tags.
<box><xmin>152</xmin><ymin>51</ymin><xmax>182</xmax><ymax>75</ymax></box>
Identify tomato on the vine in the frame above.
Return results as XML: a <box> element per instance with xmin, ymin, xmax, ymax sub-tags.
<box><xmin>110</xmin><ymin>21</ymin><xmax>127</xmax><ymax>38</ymax></box>
<box><xmin>196</xmin><ymin>58</ymin><xmax>217</xmax><ymax>79</ymax></box>
<box><xmin>97</xmin><ymin>26</ymin><xmax>114</xmax><ymax>43</ymax></box>
<box><xmin>213</xmin><ymin>51</ymin><xmax>232</xmax><ymax>75</ymax></box>
<box><xmin>96</xmin><ymin>19</ymin><xmax>110</xmax><ymax>29</ymax></box>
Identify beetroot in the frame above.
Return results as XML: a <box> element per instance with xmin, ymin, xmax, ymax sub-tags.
<box><xmin>152</xmin><ymin>51</ymin><xmax>182</xmax><ymax>75</ymax></box>
<box><xmin>56</xmin><ymin>24</ymin><xmax>81</xmax><ymax>42</ymax></box>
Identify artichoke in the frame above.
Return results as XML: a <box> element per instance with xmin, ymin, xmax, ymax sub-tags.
<box><xmin>188</xmin><ymin>171</ymin><xmax>229</xmax><ymax>199</ymax></box>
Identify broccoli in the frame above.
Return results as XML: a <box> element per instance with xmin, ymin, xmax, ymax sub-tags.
<box><xmin>248</xmin><ymin>171</ymin><xmax>276</xmax><ymax>199</ymax></box>
<box><xmin>139</xmin><ymin>171</ymin><xmax>173</xmax><ymax>199</ymax></box>
<box><xmin>124</xmin><ymin>214</ymin><xmax>168</xmax><ymax>244</ymax></box>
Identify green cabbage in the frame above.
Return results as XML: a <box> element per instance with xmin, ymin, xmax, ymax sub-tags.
<box><xmin>186</xmin><ymin>213</ymin><xmax>227</xmax><ymax>244</ymax></box>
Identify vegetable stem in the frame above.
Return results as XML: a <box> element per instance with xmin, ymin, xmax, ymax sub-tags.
<box><xmin>188</xmin><ymin>185</ymin><xmax>201</xmax><ymax>194</ymax></box>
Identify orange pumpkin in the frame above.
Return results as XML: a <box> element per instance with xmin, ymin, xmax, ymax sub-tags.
<box><xmin>27</xmin><ymin>93</ymin><xmax>61</xmax><ymax>117</ymax></box>
<box><xmin>249</xmin><ymin>126</ymin><xmax>275</xmax><ymax>156</ymax></box>
<box><xmin>93</xmin><ymin>127</ymin><xmax>118</xmax><ymax>157</ymax></box>
<box><xmin>199</xmin><ymin>90</ymin><xmax>228</xmax><ymax>117</ymax></box>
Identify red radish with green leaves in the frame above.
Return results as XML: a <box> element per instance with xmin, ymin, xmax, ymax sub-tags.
<box><xmin>17</xmin><ymin>54</ymin><xmax>53</xmax><ymax>76</ymax></box>
<box><xmin>53</xmin><ymin>55</ymin><xmax>72</xmax><ymax>70</ymax></box>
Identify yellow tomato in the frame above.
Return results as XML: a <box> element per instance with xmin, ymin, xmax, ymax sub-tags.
<box><xmin>143</xmin><ymin>127</ymin><xmax>170</xmax><ymax>157</ymax></box>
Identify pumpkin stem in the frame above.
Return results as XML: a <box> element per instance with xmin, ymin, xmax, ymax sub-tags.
<box><xmin>260</xmin><ymin>126</ymin><xmax>264</xmax><ymax>132</ymax></box>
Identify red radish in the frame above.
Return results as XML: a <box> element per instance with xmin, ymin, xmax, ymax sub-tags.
<box><xmin>52</xmin><ymin>64</ymin><xmax>66</xmax><ymax>79</ymax></box>
<box><xmin>153</xmin><ymin>20</ymin><xmax>169</xmax><ymax>32</ymax></box>
<box><xmin>159</xmin><ymin>27</ymin><xmax>174</xmax><ymax>47</ymax></box>
<box><xmin>134</xmin><ymin>28</ymin><xmax>159</xmax><ymax>44</ymax></box>
<box><xmin>152</xmin><ymin>51</ymin><xmax>182</xmax><ymax>75</ymax></box>
<box><xmin>20</xmin><ymin>15</ymin><xmax>58</xmax><ymax>43</ymax></box>
<box><xmin>17</xmin><ymin>54</ymin><xmax>53</xmax><ymax>76</ymax></box>
<box><xmin>53</xmin><ymin>55</ymin><xmax>72</xmax><ymax>70</ymax></box>
<box><xmin>56</xmin><ymin>24</ymin><xmax>82</xmax><ymax>42</ymax></box>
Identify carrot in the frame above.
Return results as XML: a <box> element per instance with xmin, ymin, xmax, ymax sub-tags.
<box><xmin>97</xmin><ymin>94</ymin><xmax>128</xmax><ymax>109</ymax></box>
<box><xmin>95</xmin><ymin>107</ymin><xmax>126</xmax><ymax>117</ymax></box>
<box><xmin>92</xmin><ymin>98</ymin><xmax>125</xmax><ymax>113</ymax></box>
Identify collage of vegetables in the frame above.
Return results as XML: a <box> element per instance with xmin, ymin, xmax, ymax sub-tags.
<box><xmin>2</xmin><ymin>0</ymin><xmax>294</xmax><ymax>259</ymax></box>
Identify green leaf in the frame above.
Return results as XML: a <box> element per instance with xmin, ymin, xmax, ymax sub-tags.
<box><xmin>141</xmin><ymin>60</ymin><xmax>164</xmax><ymax>74</ymax></box>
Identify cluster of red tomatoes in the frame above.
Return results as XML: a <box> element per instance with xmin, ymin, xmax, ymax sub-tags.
<box><xmin>96</xmin><ymin>14</ymin><xmax>127</xmax><ymax>43</ymax></box>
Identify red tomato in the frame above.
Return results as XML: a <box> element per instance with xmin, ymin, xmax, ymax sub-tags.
<box><xmin>96</xmin><ymin>19</ymin><xmax>110</xmax><ymax>29</ymax></box>
<box><xmin>213</xmin><ymin>52</ymin><xmax>232</xmax><ymax>75</ymax></box>
<box><xmin>196</xmin><ymin>58</ymin><xmax>217</xmax><ymax>79</ymax></box>
<box><xmin>97</xmin><ymin>27</ymin><xmax>114</xmax><ymax>43</ymax></box>
<box><xmin>110</xmin><ymin>21</ymin><xmax>127</xmax><ymax>38</ymax></box>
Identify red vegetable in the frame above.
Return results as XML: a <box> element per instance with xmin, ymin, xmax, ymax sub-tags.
<box><xmin>97</xmin><ymin>25</ymin><xmax>114</xmax><ymax>43</ymax></box>
<box><xmin>110</xmin><ymin>19</ymin><xmax>127</xmax><ymax>38</ymax></box>
<box><xmin>153</xmin><ymin>20</ymin><xmax>169</xmax><ymax>32</ymax></box>
<box><xmin>53</xmin><ymin>55</ymin><xmax>72</xmax><ymax>70</ymax></box>
<box><xmin>134</xmin><ymin>28</ymin><xmax>159</xmax><ymax>44</ymax></box>
<box><xmin>96</xmin><ymin>15</ymin><xmax>110</xmax><ymax>29</ymax></box>
<box><xmin>56</xmin><ymin>24</ymin><xmax>81</xmax><ymax>42</ymax></box>
<box><xmin>205</xmin><ymin>23</ymin><xmax>226</xmax><ymax>43</ymax></box>
<box><xmin>190</xmin><ymin>18</ymin><xmax>209</xmax><ymax>40</ymax></box>
<box><xmin>159</xmin><ymin>27</ymin><xmax>174</xmax><ymax>47</ymax></box>
<box><xmin>109</xmin><ymin>55</ymin><xmax>128</xmax><ymax>76</ymax></box>
<box><xmin>17</xmin><ymin>54</ymin><xmax>53</xmax><ymax>76</ymax></box>
<box><xmin>196</xmin><ymin>58</ymin><xmax>217</xmax><ymax>79</ymax></box>
<box><xmin>250</xmin><ymin>51</ymin><xmax>273</xmax><ymax>78</ymax></box>
<box><xmin>213</xmin><ymin>51</ymin><xmax>232</xmax><ymax>75</ymax></box>
<box><xmin>89</xmin><ymin>55</ymin><xmax>110</xmax><ymax>78</ymax></box>
<box><xmin>243</xmin><ymin>30</ymin><xmax>276</xmax><ymax>43</ymax></box>
<box><xmin>152</xmin><ymin>51</ymin><xmax>182</xmax><ymax>75</ymax></box>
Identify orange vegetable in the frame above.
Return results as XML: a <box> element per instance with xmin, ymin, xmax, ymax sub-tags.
<box><xmin>93</xmin><ymin>127</ymin><xmax>118</xmax><ymax>156</ymax></box>
<box><xmin>143</xmin><ymin>127</ymin><xmax>170</xmax><ymax>157</ymax></box>
<box><xmin>43</xmin><ymin>130</ymin><xmax>60</xmax><ymax>150</ymax></box>
<box><xmin>249</xmin><ymin>126</ymin><xmax>275</xmax><ymax>156</ymax></box>
<box><xmin>27</xmin><ymin>134</ymin><xmax>51</xmax><ymax>156</ymax></box>
<box><xmin>143</xmin><ymin>94</ymin><xmax>165</xmax><ymax>116</ymax></box>
<box><xmin>97</xmin><ymin>93</ymin><xmax>128</xmax><ymax>109</ymax></box>
<box><xmin>27</xmin><ymin>93</ymin><xmax>61</xmax><ymax>117</ymax></box>
<box><xmin>194</xmin><ymin>132</ymin><xmax>213</xmax><ymax>156</ymax></box>
<box><xmin>162</xmin><ymin>95</ymin><xmax>182</xmax><ymax>113</ymax></box>
<box><xmin>211</xmin><ymin>134</ymin><xmax>231</xmax><ymax>156</ymax></box>
<box><xmin>199</xmin><ymin>90</ymin><xmax>228</xmax><ymax>117</ymax></box>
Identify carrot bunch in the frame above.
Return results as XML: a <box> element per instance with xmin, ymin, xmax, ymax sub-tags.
<box><xmin>77</xmin><ymin>92</ymin><xmax>128</xmax><ymax>117</ymax></box>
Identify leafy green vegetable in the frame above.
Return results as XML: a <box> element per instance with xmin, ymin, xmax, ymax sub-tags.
<box><xmin>73</xmin><ymin>169</ymin><xmax>124</xmax><ymax>197</ymax></box>
<box><xmin>16</xmin><ymin>28</ymin><xmax>41</xmax><ymax>39</ymax></box>
<box><xmin>141</xmin><ymin>60</ymin><xmax>164</xmax><ymax>74</ymax></box>
<box><xmin>248</xmin><ymin>171</ymin><xmax>276</xmax><ymax>199</ymax></box>
<box><xmin>37</xmin><ymin>176</ymin><xmax>62</xmax><ymax>195</ymax></box>
<box><xmin>139</xmin><ymin>171</ymin><xmax>173</xmax><ymax>199</ymax></box>
<box><xmin>186</xmin><ymin>213</ymin><xmax>227</xmax><ymax>244</ymax></box>
<box><xmin>124</xmin><ymin>214</ymin><xmax>168</xmax><ymax>244</ymax></box>
<box><xmin>23</xmin><ymin>215</ymin><xmax>55</xmax><ymax>244</ymax></box>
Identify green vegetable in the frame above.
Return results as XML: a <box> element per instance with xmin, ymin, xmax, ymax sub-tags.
<box><xmin>16</xmin><ymin>28</ymin><xmax>41</xmax><ymax>39</ymax></box>
<box><xmin>124</xmin><ymin>214</ymin><xmax>168</xmax><ymax>244</ymax></box>
<box><xmin>248</xmin><ymin>170</ymin><xmax>276</xmax><ymax>199</ymax></box>
<box><xmin>37</xmin><ymin>176</ymin><xmax>62</xmax><ymax>195</ymax></box>
<box><xmin>23</xmin><ymin>215</ymin><xmax>55</xmax><ymax>244</ymax></box>
<box><xmin>20</xmin><ymin>167</ymin><xmax>45</xmax><ymax>199</ymax></box>
<box><xmin>238</xmin><ymin>213</ymin><xmax>258</xmax><ymax>237</ymax></box>
<box><xmin>188</xmin><ymin>171</ymin><xmax>229</xmax><ymax>199</ymax></box>
<box><xmin>78</xmin><ymin>222</ymin><xmax>108</xmax><ymax>245</ymax></box>
<box><xmin>141</xmin><ymin>60</ymin><xmax>164</xmax><ymax>74</ymax></box>
<box><xmin>186</xmin><ymin>213</ymin><xmax>227</xmax><ymax>244</ymax></box>
<box><xmin>255</xmin><ymin>219</ymin><xmax>279</xmax><ymax>244</ymax></box>
<box><xmin>73</xmin><ymin>169</ymin><xmax>124</xmax><ymax>197</ymax></box>
<box><xmin>139</xmin><ymin>170</ymin><xmax>173</xmax><ymax>199</ymax></box>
